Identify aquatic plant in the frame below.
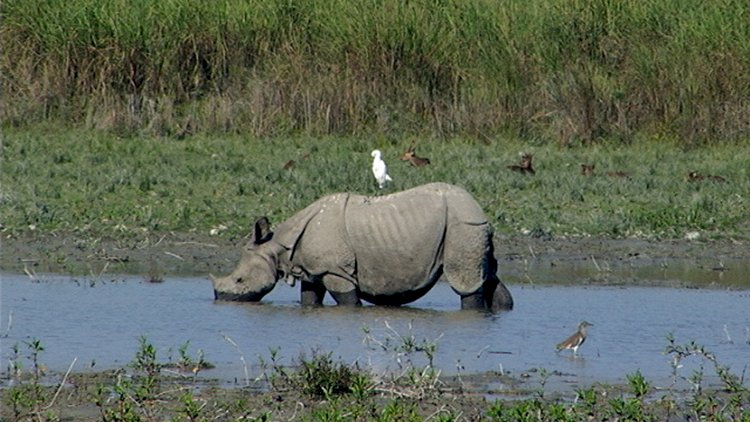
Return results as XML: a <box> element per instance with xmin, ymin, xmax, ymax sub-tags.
<box><xmin>5</xmin><ymin>342</ymin><xmax>46</xmax><ymax>420</ymax></box>
<box><xmin>94</xmin><ymin>337</ymin><xmax>163</xmax><ymax>420</ymax></box>
<box><xmin>362</xmin><ymin>321</ymin><xmax>444</xmax><ymax>399</ymax></box>
<box><xmin>165</xmin><ymin>340</ymin><xmax>213</xmax><ymax>377</ymax></box>
<box><xmin>175</xmin><ymin>391</ymin><xmax>207</xmax><ymax>422</ymax></box>
<box><xmin>295</xmin><ymin>352</ymin><xmax>370</xmax><ymax>400</ymax></box>
<box><xmin>256</xmin><ymin>346</ymin><xmax>288</xmax><ymax>391</ymax></box>
<box><xmin>1</xmin><ymin>339</ymin><xmax>76</xmax><ymax>422</ymax></box>
<box><xmin>663</xmin><ymin>334</ymin><xmax>749</xmax><ymax>421</ymax></box>
<box><xmin>93</xmin><ymin>336</ymin><xmax>216</xmax><ymax>421</ymax></box>
<box><xmin>362</xmin><ymin>321</ymin><xmax>442</xmax><ymax>370</ymax></box>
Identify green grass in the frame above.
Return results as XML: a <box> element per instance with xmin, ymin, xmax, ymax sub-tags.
<box><xmin>1</xmin><ymin>126</ymin><xmax>748</xmax><ymax>242</ymax></box>
<box><xmin>2</xmin><ymin>0</ymin><xmax>749</xmax><ymax>143</ymax></box>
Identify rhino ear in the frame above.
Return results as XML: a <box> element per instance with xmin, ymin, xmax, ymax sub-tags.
<box><xmin>251</xmin><ymin>217</ymin><xmax>272</xmax><ymax>245</ymax></box>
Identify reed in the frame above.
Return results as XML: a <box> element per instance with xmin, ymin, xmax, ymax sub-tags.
<box><xmin>2</xmin><ymin>0</ymin><xmax>749</xmax><ymax>144</ymax></box>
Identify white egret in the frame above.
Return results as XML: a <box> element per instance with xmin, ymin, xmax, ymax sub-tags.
<box><xmin>371</xmin><ymin>149</ymin><xmax>392</xmax><ymax>189</ymax></box>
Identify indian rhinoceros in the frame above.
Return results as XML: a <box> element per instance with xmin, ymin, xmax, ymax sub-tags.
<box><xmin>210</xmin><ymin>183</ymin><xmax>513</xmax><ymax>311</ymax></box>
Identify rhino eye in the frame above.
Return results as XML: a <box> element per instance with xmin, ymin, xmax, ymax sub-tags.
<box><xmin>236</xmin><ymin>278</ymin><xmax>244</xmax><ymax>284</ymax></box>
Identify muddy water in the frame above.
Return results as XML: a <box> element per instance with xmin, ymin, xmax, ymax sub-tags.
<box><xmin>1</xmin><ymin>271</ymin><xmax>748</xmax><ymax>392</ymax></box>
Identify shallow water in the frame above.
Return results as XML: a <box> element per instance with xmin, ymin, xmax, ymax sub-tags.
<box><xmin>1</xmin><ymin>272</ymin><xmax>748</xmax><ymax>393</ymax></box>
<box><xmin>501</xmin><ymin>256</ymin><xmax>750</xmax><ymax>289</ymax></box>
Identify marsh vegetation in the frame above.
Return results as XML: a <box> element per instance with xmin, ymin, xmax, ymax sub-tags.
<box><xmin>2</xmin><ymin>333</ymin><xmax>748</xmax><ymax>421</ymax></box>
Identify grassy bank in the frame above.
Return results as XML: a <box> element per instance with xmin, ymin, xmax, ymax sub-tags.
<box><xmin>1</xmin><ymin>127</ymin><xmax>748</xmax><ymax>242</ymax></box>
<box><xmin>2</xmin><ymin>0</ymin><xmax>749</xmax><ymax>143</ymax></box>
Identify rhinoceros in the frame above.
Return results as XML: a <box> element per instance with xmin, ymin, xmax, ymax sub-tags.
<box><xmin>210</xmin><ymin>183</ymin><xmax>513</xmax><ymax>311</ymax></box>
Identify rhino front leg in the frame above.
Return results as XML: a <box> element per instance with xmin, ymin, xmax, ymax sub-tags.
<box><xmin>323</xmin><ymin>274</ymin><xmax>361</xmax><ymax>306</ymax></box>
<box><xmin>301</xmin><ymin>280</ymin><xmax>326</xmax><ymax>306</ymax></box>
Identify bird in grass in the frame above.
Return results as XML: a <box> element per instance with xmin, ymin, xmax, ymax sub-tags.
<box><xmin>507</xmin><ymin>152</ymin><xmax>535</xmax><ymax>175</ymax></box>
<box><xmin>399</xmin><ymin>142</ymin><xmax>431</xmax><ymax>167</ymax></box>
<box><xmin>556</xmin><ymin>321</ymin><xmax>593</xmax><ymax>355</ymax></box>
<box><xmin>371</xmin><ymin>149</ymin><xmax>392</xmax><ymax>189</ymax></box>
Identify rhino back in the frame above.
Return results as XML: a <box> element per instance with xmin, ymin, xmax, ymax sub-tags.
<box><xmin>440</xmin><ymin>184</ymin><xmax>488</xmax><ymax>225</ymax></box>
<box><xmin>344</xmin><ymin>189</ymin><xmax>447</xmax><ymax>296</ymax></box>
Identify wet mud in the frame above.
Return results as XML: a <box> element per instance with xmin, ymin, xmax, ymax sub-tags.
<box><xmin>2</xmin><ymin>232</ymin><xmax>748</xmax><ymax>288</ymax></box>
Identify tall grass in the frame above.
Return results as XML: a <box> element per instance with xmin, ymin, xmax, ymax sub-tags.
<box><xmin>2</xmin><ymin>0</ymin><xmax>749</xmax><ymax>144</ymax></box>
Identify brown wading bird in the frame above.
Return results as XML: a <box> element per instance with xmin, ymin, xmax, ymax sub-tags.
<box><xmin>508</xmin><ymin>153</ymin><xmax>535</xmax><ymax>174</ymax></box>
<box><xmin>400</xmin><ymin>143</ymin><xmax>431</xmax><ymax>167</ymax></box>
<box><xmin>556</xmin><ymin>321</ymin><xmax>593</xmax><ymax>355</ymax></box>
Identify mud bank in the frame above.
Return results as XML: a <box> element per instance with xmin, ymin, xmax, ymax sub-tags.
<box><xmin>2</xmin><ymin>232</ymin><xmax>748</xmax><ymax>288</ymax></box>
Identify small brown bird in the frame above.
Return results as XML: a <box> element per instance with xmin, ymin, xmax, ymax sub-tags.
<box><xmin>282</xmin><ymin>152</ymin><xmax>311</xmax><ymax>170</ymax></box>
<box><xmin>556</xmin><ymin>321</ymin><xmax>593</xmax><ymax>355</ymax></box>
<box><xmin>508</xmin><ymin>153</ymin><xmax>535</xmax><ymax>174</ymax></box>
<box><xmin>687</xmin><ymin>171</ymin><xmax>705</xmax><ymax>181</ymax></box>
<box><xmin>581</xmin><ymin>163</ymin><xmax>630</xmax><ymax>178</ymax></box>
<box><xmin>687</xmin><ymin>171</ymin><xmax>726</xmax><ymax>183</ymax></box>
<box><xmin>606</xmin><ymin>170</ymin><xmax>631</xmax><ymax>178</ymax></box>
<box><xmin>399</xmin><ymin>143</ymin><xmax>431</xmax><ymax>167</ymax></box>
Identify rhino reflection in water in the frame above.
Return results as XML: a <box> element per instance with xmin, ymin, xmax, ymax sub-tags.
<box><xmin>210</xmin><ymin>183</ymin><xmax>513</xmax><ymax>311</ymax></box>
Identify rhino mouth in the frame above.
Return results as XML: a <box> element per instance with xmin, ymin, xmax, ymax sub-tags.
<box><xmin>213</xmin><ymin>290</ymin><xmax>266</xmax><ymax>302</ymax></box>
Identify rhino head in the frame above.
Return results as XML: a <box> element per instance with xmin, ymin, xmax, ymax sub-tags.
<box><xmin>211</xmin><ymin>217</ymin><xmax>281</xmax><ymax>302</ymax></box>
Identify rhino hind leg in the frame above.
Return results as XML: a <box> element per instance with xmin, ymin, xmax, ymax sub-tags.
<box><xmin>482</xmin><ymin>275</ymin><xmax>514</xmax><ymax>311</ymax></box>
<box><xmin>445</xmin><ymin>222</ymin><xmax>513</xmax><ymax>311</ymax></box>
<box><xmin>329</xmin><ymin>289</ymin><xmax>361</xmax><ymax>306</ymax></box>
<box><xmin>460</xmin><ymin>291</ymin><xmax>485</xmax><ymax>309</ymax></box>
<box><xmin>323</xmin><ymin>274</ymin><xmax>362</xmax><ymax>306</ymax></box>
<box><xmin>458</xmin><ymin>275</ymin><xmax>513</xmax><ymax>311</ymax></box>
<box><xmin>480</xmin><ymin>244</ymin><xmax>513</xmax><ymax>310</ymax></box>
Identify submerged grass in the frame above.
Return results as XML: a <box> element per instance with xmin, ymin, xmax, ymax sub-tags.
<box><xmin>2</xmin><ymin>0</ymin><xmax>749</xmax><ymax>143</ymax></box>
<box><xmin>1</xmin><ymin>126</ymin><xmax>748</xmax><ymax>242</ymax></box>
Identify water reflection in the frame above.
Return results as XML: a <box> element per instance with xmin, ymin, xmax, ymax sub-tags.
<box><xmin>1</xmin><ymin>272</ymin><xmax>748</xmax><ymax>392</ymax></box>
